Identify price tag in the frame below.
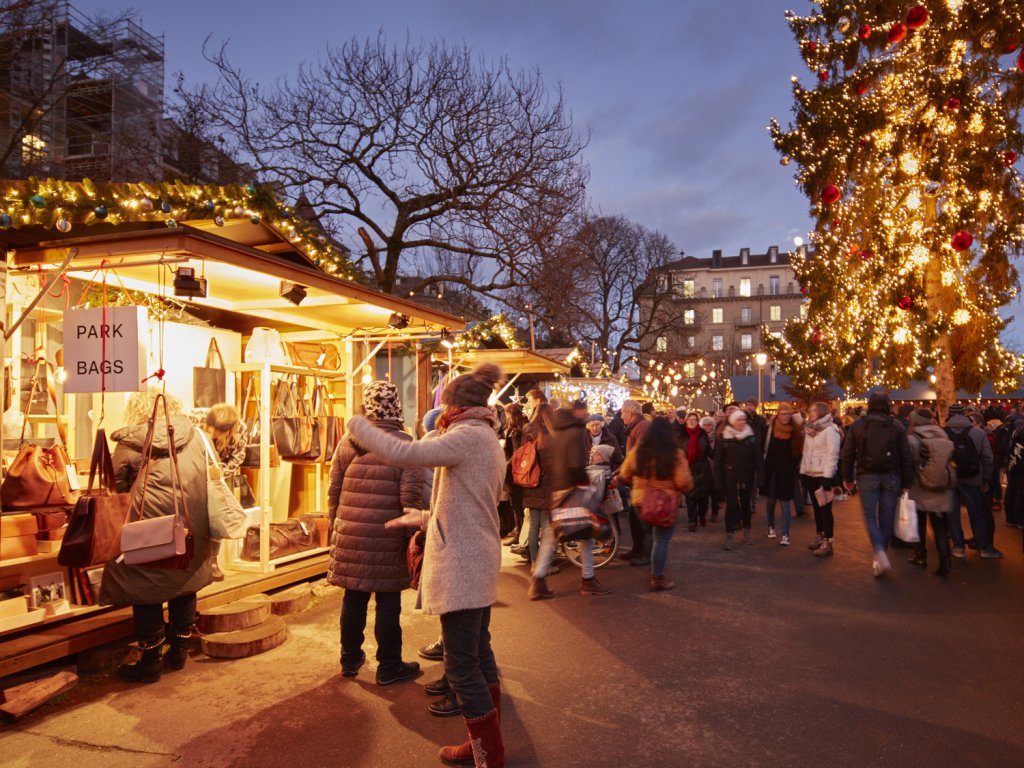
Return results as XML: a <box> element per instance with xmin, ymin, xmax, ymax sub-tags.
<box><xmin>66</xmin><ymin>465</ymin><xmax>80</xmax><ymax>491</ymax></box>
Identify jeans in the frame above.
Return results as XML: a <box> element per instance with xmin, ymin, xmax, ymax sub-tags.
<box><xmin>340</xmin><ymin>589</ymin><xmax>403</xmax><ymax>673</ymax></box>
<box><xmin>525</xmin><ymin>508</ymin><xmax>550</xmax><ymax>563</ymax></box>
<box><xmin>685</xmin><ymin>491</ymin><xmax>708</xmax><ymax>526</ymax></box>
<box><xmin>534</xmin><ymin>523</ymin><xmax>595</xmax><ymax>579</ymax></box>
<box><xmin>133</xmin><ymin>593</ymin><xmax>197</xmax><ymax>642</ymax></box>
<box><xmin>765</xmin><ymin>472</ymin><xmax>794</xmax><ymax>535</ymax></box>
<box><xmin>650</xmin><ymin>524</ymin><xmax>675</xmax><ymax>577</ymax></box>
<box><xmin>803</xmin><ymin>476</ymin><xmax>834</xmax><ymax>538</ymax></box>
<box><xmin>950</xmin><ymin>484</ymin><xmax>993</xmax><ymax>551</ymax></box>
<box><xmin>441</xmin><ymin>607</ymin><xmax>499</xmax><ymax>719</ymax></box>
<box><xmin>723</xmin><ymin>479</ymin><xmax>754</xmax><ymax>533</ymax></box>
<box><xmin>856</xmin><ymin>473</ymin><xmax>901</xmax><ymax>552</ymax></box>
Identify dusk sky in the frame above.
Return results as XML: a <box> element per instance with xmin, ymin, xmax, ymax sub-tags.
<box><xmin>72</xmin><ymin>0</ymin><xmax>1024</xmax><ymax>341</ymax></box>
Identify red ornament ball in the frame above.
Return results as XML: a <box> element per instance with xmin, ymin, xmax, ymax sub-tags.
<box><xmin>807</xmin><ymin>41</ymin><xmax>817</xmax><ymax>52</ymax></box>
<box><xmin>857</xmin><ymin>81</ymin><xmax>870</xmax><ymax>96</ymax></box>
<box><xmin>859</xmin><ymin>249</ymin><xmax>874</xmax><ymax>260</ymax></box>
<box><xmin>858</xmin><ymin>24</ymin><xmax>872</xmax><ymax>40</ymax></box>
<box><xmin>888</xmin><ymin>23</ymin><xmax>907</xmax><ymax>44</ymax></box>
<box><xmin>800</xmin><ymin>285</ymin><xmax>809</xmax><ymax>295</ymax></box>
<box><xmin>811</xmin><ymin>329</ymin><xmax>825</xmax><ymax>345</ymax></box>
<box><xmin>897</xmin><ymin>296</ymin><xmax>914</xmax><ymax>310</ymax></box>
<box><xmin>946</xmin><ymin>97</ymin><xmax>961</xmax><ymax>111</ymax></box>
<box><xmin>951</xmin><ymin>230</ymin><xmax>974</xmax><ymax>251</ymax></box>
<box><xmin>818</xmin><ymin>69</ymin><xmax>829</xmax><ymax>81</ymax></box>
<box><xmin>1006</xmin><ymin>40</ymin><xmax>1019</xmax><ymax>54</ymax></box>
<box><xmin>906</xmin><ymin>5</ymin><xmax>929</xmax><ymax>29</ymax></box>
<box><xmin>1004</xmin><ymin>151</ymin><xmax>1019</xmax><ymax>166</ymax></box>
<box><xmin>821</xmin><ymin>184</ymin><xmax>842</xmax><ymax>204</ymax></box>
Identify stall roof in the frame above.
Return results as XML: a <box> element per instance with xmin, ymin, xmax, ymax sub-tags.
<box><xmin>433</xmin><ymin>348</ymin><xmax>571</xmax><ymax>376</ymax></box>
<box><xmin>9</xmin><ymin>226</ymin><xmax>465</xmax><ymax>336</ymax></box>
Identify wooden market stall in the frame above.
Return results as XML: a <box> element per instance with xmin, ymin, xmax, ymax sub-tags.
<box><xmin>0</xmin><ymin>180</ymin><xmax>465</xmax><ymax>676</ymax></box>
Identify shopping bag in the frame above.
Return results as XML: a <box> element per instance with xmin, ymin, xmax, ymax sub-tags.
<box><xmin>193</xmin><ymin>338</ymin><xmax>227</xmax><ymax>408</ymax></box>
<box><xmin>813</xmin><ymin>486</ymin><xmax>835</xmax><ymax>507</ymax></box>
<box><xmin>896</xmin><ymin>493</ymin><xmax>919</xmax><ymax>543</ymax></box>
<box><xmin>198</xmin><ymin>432</ymin><xmax>248</xmax><ymax>539</ymax></box>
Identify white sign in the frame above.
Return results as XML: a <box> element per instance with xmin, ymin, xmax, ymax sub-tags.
<box><xmin>63</xmin><ymin>306</ymin><xmax>148</xmax><ymax>393</ymax></box>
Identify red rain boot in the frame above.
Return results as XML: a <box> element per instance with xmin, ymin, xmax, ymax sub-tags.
<box><xmin>439</xmin><ymin>683</ymin><xmax>502</xmax><ymax>766</ymax></box>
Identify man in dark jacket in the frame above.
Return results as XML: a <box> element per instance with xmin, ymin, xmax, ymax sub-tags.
<box><xmin>531</xmin><ymin>407</ymin><xmax>611</xmax><ymax>597</ymax></box>
<box><xmin>945</xmin><ymin>404</ymin><xmax>1001</xmax><ymax>559</ymax></box>
<box><xmin>841</xmin><ymin>392</ymin><xmax>913</xmax><ymax>577</ymax></box>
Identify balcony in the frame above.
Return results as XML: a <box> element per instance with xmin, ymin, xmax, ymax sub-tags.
<box><xmin>734</xmin><ymin>315</ymin><xmax>760</xmax><ymax>328</ymax></box>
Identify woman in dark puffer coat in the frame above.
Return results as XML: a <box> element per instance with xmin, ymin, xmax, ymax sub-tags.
<box><xmin>327</xmin><ymin>380</ymin><xmax>423</xmax><ymax>685</ymax></box>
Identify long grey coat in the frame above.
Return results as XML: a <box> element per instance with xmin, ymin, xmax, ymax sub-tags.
<box><xmin>326</xmin><ymin>421</ymin><xmax>423</xmax><ymax>593</ymax></box>
<box><xmin>347</xmin><ymin>413</ymin><xmax>504</xmax><ymax>616</ymax></box>
<box><xmin>100</xmin><ymin>415</ymin><xmax>212</xmax><ymax>606</ymax></box>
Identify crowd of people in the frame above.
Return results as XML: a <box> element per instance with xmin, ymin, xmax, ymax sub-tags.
<box><xmin>98</xmin><ymin>365</ymin><xmax>1024</xmax><ymax>768</ymax></box>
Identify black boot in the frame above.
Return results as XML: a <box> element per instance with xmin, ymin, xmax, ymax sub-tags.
<box><xmin>117</xmin><ymin>635</ymin><xmax>164</xmax><ymax>684</ymax></box>
<box><xmin>908</xmin><ymin>547</ymin><xmax>928</xmax><ymax>568</ymax></box>
<box><xmin>167</xmin><ymin>625</ymin><xmax>195</xmax><ymax>671</ymax></box>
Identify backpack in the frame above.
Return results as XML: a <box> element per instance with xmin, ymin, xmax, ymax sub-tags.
<box><xmin>639</xmin><ymin>487</ymin><xmax>679</xmax><ymax>528</ymax></box>
<box><xmin>511</xmin><ymin>434</ymin><xmax>541</xmax><ymax>488</ymax></box>
<box><xmin>944</xmin><ymin>427</ymin><xmax>981</xmax><ymax>479</ymax></box>
<box><xmin>856</xmin><ymin>417</ymin><xmax>900</xmax><ymax>473</ymax></box>
<box><xmin>914</xmin><ymin>434</ymin><xmax>956</xmax><ymax>492</ymax></box>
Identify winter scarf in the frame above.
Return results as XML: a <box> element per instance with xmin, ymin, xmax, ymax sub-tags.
<box><xmin>685</xmin><ymin>425</ymin><xmax>703</xmax><ymax>463</ymax></box>
<box><xmin>803</xmin><ymin>413</ymin><xmax>834</xmax><ymax>438</ymax></box>
<box><xmin>722</xmin><ymin>423</ymin><xmax>754</xmax><ymax>441</ymax></box>
<box><xmin>772</xmin><ymin>417</ymin><xmax>794</xmax><ymax>441</ymax></box>
<box><xmin>436</xmin><ymin>405</ymin><xmax>497</xmax><ymax>433</ymax></box>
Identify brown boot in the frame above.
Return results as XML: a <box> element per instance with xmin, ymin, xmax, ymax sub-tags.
<box><xmin>439</xmin><ymin>709</ymin><xmax>504</xmax><ymax>767</ymax></box>
<box><xmin>527</xmin><ymin>576</ymin><xmax>554</xmax><ymax>600</ymax></box>
<box><xmin>579</xmin><ymin>577</ymin><xmax>612</xmax><ymax>596</ymax></box>
<box><xmin>648</xmin><ymin>575</ymin><xmax>675</xmax><ymax>591</ymax></box>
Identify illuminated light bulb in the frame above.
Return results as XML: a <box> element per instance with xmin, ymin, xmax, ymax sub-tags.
<box><xmin>905</xmin><ymin>191</ymin><xmax>921</xmax><ymax>211</ymax></box>
<box><xmin>900</xmin><ymin>153</ymin><xmax>920</xmax><ymax>174</ymax></box>
<box><xmin>894</xmin><ymin>327</ymin><xmax>910</xmax><ymax>344</ymax></box>
<box><xmin>941</xmin><ymin>270</ymin><xmax>956</xmax><ymax>286</ymax></box>
<box><xmin>361</xmin><ymin>371</ymin><xmax>373</xmax><ymax>385</ymax></box>
<box><xmin>952</xmin><ymin>309</ymin><xmax>971</xmax><ymax>325</ymax></box>
<box><xmin>968</xmin><ymin>113</ymin><xmax>985</xmax><ymax>134</ymax></box>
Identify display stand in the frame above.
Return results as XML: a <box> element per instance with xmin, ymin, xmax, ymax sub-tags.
<box><xmin>224</xmin><ymin>362</ymin><xmax>342</xmax><ymax>573</ymax></box>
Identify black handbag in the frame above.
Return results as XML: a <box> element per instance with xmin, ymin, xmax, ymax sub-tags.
<box><xmin>271</xmin><ymin>378</ymin><xmax>320</xmax><ymax>461</ymax></box>
<box><xmin>193</xmin><ymin>338</ymin><xmax>227</xmax><ymax>408</ymax></box>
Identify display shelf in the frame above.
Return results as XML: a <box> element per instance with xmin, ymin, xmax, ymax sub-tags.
<box><xmin>0</xmin><ymin>604</ymin><xmax>104</xmax><ymax>639</ymax></box>
<box><xmin>227</xmin><ymin>545</ymin><xmax>330</xmax><ymax>573</ymax></box>
<box><xmin>226</xmin><ymin>362</ymin><xmax>346</xmax><ymax>380</ymax></box>
<box><xmin>0</xmin><ymin>552</ymin><xmax>58</xmax><ymax>569</ymax></box>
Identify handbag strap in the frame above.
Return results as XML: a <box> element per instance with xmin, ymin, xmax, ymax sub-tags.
<box><xmin>18</xmin><ymin>360</ymin><xmax>69</xmax><ymax>447</ymax></box>
<box><xmin>85</xmin><ymin>428</ymin><xmax>116</xmax><ymax>494</ymax></box>
<box><xmin>126</xmin><ymin>394</ymin><xmax>192</xmax><ymax>530</ymax></box>
<box><xmin>206</xmin><ymin>338</ymin><xmax>225</xmax><ymax>369</ymax></box>
<box><xmin>271</xmin><ymin>377</ymin><xmax>293</xmax><ymax>418</ymax></box>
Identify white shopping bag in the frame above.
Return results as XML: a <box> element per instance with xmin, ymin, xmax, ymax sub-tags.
<box><xmin>896</xmin><ymin>493</ymin><xmax>919</xmax><ymax>542</ymax></box>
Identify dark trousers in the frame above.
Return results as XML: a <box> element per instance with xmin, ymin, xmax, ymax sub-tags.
<box><xmin>1007</xmin><ymin>474</ymin><xmax>1023</xmax><ymax>525</ymax></box>
<box><xmin>723</xmin><ymin>479</ymin><xmax>753</xmax><ymax>533</ymax></box>
<box><xmin>341</xmin><ymin>589</ymin><xmax>403</xmax><ymax>673</ymax></box>
<box><xmin>441</xmin><ymin>607</ymin><xmax>499</xmax><ymax>719</ymax></box>
<box><xmin>133</xmin><ymin>593</ymin><xmax>197</xmax><ymax>642</ymax></box>
<box><xmin>628</xmin><ymin>504</ymin><xmax>650</xmax><ymax>554</ymax></box>
<box><xmin>803</xmin><ymin>476</ymin><xmax>835</xmax><ymax>538</ymax></box>
<box><xmin>509</xmin><ymin>485</ymin><xmax>525</xmax><ymax>533</ymax></box>
<box><xmin>686</xmin><ymin>491</ymin><xmax>708</xmax><ymax>525</ymax></box>
<box><xmin>915</xmin><ymin>509</ymin><xmax>951</xmax><ymax>569</ymax></box>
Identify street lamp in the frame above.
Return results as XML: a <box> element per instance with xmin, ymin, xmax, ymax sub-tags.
<box><xmin>754</xmin><ymin>352</ymin><xmax>768</xmax><ymax>413</ymax></box>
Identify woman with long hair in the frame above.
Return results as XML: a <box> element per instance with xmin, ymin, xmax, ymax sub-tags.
<box><xmin>501</xmin><ymin>403</ymin><xmax>527</xmax><ymax>544</ymax></box>
<box><xmin>800</xmin><ymin>401</ymin><xmax>843</xmax><ymax>557</ymax></box>
<box><xmin>515</xmin><ymin>402</ymin><xmax>556</xmax><ymax>575</ymax></box>
<box><xmin>203</xmin><ymin>404</ymin><xmax>247</xmax><ymax>581</ymax></box>
<box><xmin>618</xmin><ymin>417</ymin><xmax>693</xmax><ymax>590</ymax></box>
<box><xmin>762</xmin><ymin>403</ymin><xmax>804</xmax><ymax>546</ymax></box>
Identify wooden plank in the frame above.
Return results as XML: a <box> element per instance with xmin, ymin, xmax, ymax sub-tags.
<box><xmin>0</xmin><ymin>670</ymin><xmax>78</xmax><ymax>721</ymax></box>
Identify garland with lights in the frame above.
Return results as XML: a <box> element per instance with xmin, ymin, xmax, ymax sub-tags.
<box><xmin>0</xmin><ymin>178</ymin><xmax>357</xmax><ymax>279</ymax></box>
<box><xmin>767</xmin><ymin>0</ymin><xmax>1024</xmax><ymax>404</ymax></box>
<box><xmin>453</xmin><ymin>312</ymin><xmax>523</xmax><ymax>351</ymax></box>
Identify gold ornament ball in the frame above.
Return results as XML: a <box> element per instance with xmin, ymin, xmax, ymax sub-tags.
<box><xmin>980</xmin><ymin>30</ymin><xmax>996</xmax><ymax>49</ymax></box>
<box><xmin>836</xmin><ymin>16</ymin><xmax>851</xmax><ymax>34</ymax></box>
<box><xmin>780</xmin><ymin>156</ymin><xmax>791</xmax><ymax>166</ymax></box>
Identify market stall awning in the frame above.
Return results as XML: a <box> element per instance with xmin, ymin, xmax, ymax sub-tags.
<box><xmin>432</xmin><ymin>348</ymin><xmax>571</xmax><ymax>376</ymax></box>
<box><xmin>9</xmin><ymin>226</ymin><xmax>465</xmax><ymax>336</ymax></box>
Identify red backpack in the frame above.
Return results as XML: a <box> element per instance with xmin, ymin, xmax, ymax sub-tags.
<box><xmin>511</xmin><ymin>435</ymin><xmax>541</xmax><ymax>488</ymax></box>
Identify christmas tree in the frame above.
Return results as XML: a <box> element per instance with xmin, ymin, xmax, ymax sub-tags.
<box><xmin>767</xmin><ymin>1</ymin><xmax>1024</xmax><ymax>409</ymax></box>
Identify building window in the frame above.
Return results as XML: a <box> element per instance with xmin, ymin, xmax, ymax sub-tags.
<box><xmin>683</xmin><ymin>362</ymin><xmax>696</xmax><ymax>378</ymax></box>
<box><xmin>769</xmin><ymin>275</ymin><xmax>780</xmax><ymax>295</ymax></box>
<box><xmin>683</xmin><ymin>309</ymin><xmax>695</xmax><ymax>325</ymax></box>
<box><xmin>769</xmin><ymin>305</ymin><xmax>781</xmax><ymax>321</ymax></box>
<box><xmin>712</xmin><ymin>278</ymin><xmax>722</xmax><ymax>298</ymax></box>
<box><xmin>657</xmin><ymin>274</ymin><xmax>669</xmax><ymax>293</ymax></box>
<box><xmin>741</xmin><ymin>306</ymin><xmax>752</xmax><ymax>323</ymax></box>
<box><xmin>681</xmin><ymin>278</ymin><xmax>695</xmax><ymax>298</ymax></box>
<box><xmin>712</xmin><ymin>307</ymin><xmax>723</xmax><ymax>324</ymax></box>
<box><xmin>656</xmin><ymin>336</ymin><xmax>668</xmax><ymax>352</ymax></box>
<box><xmin>739</xmin><ymin>278</ymin><xmax>751</xmax><ymax>297</ymax></box>
<box><xmin>741</xmin><ymin>333</ymin><xmax>752</xmax><ymax>350</ymax></box>
<box><xmin>744</xmin><ymin>361</ymin><xmax>753</xmax><ymax>375</ymax></box>
<box><xmin>21</xmin><ymin>134</ymin><xmax>47</xmax><ymax>165</ymax></box>
<box><xmin>712</xmin><ymin>335</ymin><xmax>724</xmax><ymax>351</ymax></box>
<box><xmin>686</xmin><ymin>336</ymin><xmax>695</xmax><ymax>349</ymax></box>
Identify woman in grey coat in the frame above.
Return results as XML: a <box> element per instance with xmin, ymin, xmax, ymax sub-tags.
<box><xmin>347</xmin><ymin>363</ymin><xmax>507</xmax><ymax>768</ymax></box>
<box><xmin>101</xmin><ymin>392</ymin><xmax>211</xmax><ymax>684</ymax></box>
<box><xmin>327</xmin><ymin>380</ymin><xmax>423</xmax><ymax>684</ymax></box>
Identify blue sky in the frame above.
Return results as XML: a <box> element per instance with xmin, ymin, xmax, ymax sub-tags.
<box><xmin>74</xmin><ymin>0</ymin><xmax>1024</xmax><ymax>342</ymax></box>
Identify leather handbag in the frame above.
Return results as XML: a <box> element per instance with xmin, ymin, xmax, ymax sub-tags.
<box><xmin>240</xmin><ymin>376</ymin><xmax>280</xmax><ymax>468</ymax></box>
<box><xmin>407</xmin><ymin>530</ymin><xmax>426</xmax><ymax>589</ymax></box>
<box><xmin>313</xmin><ymin>381</ymin><xmax>343</xmax><ymax>460</ymax></box>
<box><xmin>639</xmin><ymin>487</ymin><xmax>679</xmax><ymax>528</ymax></box>
<box><xmin>198</xmin><ymin>431</ymin><xmax>248</xmax><ymax>540</ymax></box>
<box><xmin>271</xmin><ymin>378</ymin><xmax>320</xmax><ymax>461</ymax></box>
<box><xmin>193</xmin><ymin>338</ymin><xmax>227</xmax><ymax>408</ymax></box>
<box><xmin>1</xmin><ymin>361</ymin><xmax>80</xmax><ymax>511</ymax></box>
<box><xmin>549</xmin><ymin>485</ymin><xmax>600</xmax><ymax>543</ymax></box>
<box><xmin>240</xmin><ymin>519</ymin><xmax>316</xmax><ymax>561</ymax></box>
<box><xmin>58</xmin><ymin>429</ymin><xmax>129</xmax><ymax>567</ymax></box>
<box><xmin>285</xmin><ymin>340</ymin><xmax>341</xmax><ymax>371</ymax></box>
<box><xmin>118</xmin><ymin>394</ymin><xmax>193</xmax><ymax>570</ymax></box>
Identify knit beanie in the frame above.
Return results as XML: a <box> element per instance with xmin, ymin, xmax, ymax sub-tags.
<box><xmin>362</xmin><ymin>380</ymin><xmax>402</xmax><ymax>421</ymax></box>
<box><xmin>947</xmin><ymin>403</ymin><xmax>966</xmax><ymax>417</ymax></box>
<box><xmin>777</xmin><ymin>402</ymin><xmax>794</xmax><ymax>414</ymax></box>
<box><xmin>699</xmin><ymin>416</ymin><xmax>716</xmax><ymax>430</ymax></box>
<box><xmin>441</xmin><ymin>363</ymin><xmax>503</xmax><ymax>408</ymax></box>
<box><xmin>422</xmin><ymin>407</ymin><xmax>442</xmax><ymax>433</ymax></box>
<box><xmin>911</xmin><ymin>408</ymin><xmax>934</xmax><ymax>426</ymax></box>
<box><xmin>727</xmin><ymin>409</ymin><xmax>747</xmax><ymax>427</ymax></box>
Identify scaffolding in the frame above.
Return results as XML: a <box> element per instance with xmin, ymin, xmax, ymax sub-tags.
<box><xmin>0</xmin><ymin>0</ymin><xmax>164</xmax><ymax>181</ymax></box>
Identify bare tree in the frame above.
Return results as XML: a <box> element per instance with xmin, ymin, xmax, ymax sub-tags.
<box><xmin>516</xmin><ymin>215</ymin><xmax>683</xmax><ymax>371</ymax></box>
<box><xmin>189</xmin><ymin>33</ymin><xmax>588</xmax><ymax>294</ymax></box>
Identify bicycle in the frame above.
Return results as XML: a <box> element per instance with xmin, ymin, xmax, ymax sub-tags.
<box><xmin>560</xmin><ymin>512</ymin><xmax>619</xmax><ymax>569</ymax></box>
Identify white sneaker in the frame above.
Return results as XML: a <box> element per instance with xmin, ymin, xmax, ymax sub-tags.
<box><xmin>779</xmin><ymin>535</ymin><xmax>790</xmax><ymax>546</ymax></box>
<box><xmin>768</xmin><ymin>527</ymin><xmax>777</xmax><ymax>539</ymax></box>
<box><xmin>873</xmin><ymin>549</ymin><xmax>891</xmax><ymax>577</ymax></box>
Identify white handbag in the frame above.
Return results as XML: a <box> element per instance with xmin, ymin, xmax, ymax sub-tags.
<box><xmin>199</xmin><ymin>431</ymin><xmax>249</xmax><ymax>540</ymax></box>
<box><xmin>244</xmin><ymin>327</ymin><xmax>289</xmax><ymax>366</ymax></box>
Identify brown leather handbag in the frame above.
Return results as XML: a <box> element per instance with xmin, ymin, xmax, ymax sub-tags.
<box><xmin>240</xmin><ymin>519</ymin><xmax>316</xmax><ymax>561</ymax></box>
<box><xmin>193</xmin><ymin>338</ymin><xmax>227</xmax><ymax>408</ymax></box>
<box><xmin>285</xmin><ymin>341</ymin><xmax>341</xmax><ymax>371</ymax></box>
<box><xmin>58</xmin><ymin>429</ymin><xmax>129</xmax><ymax>567</ymax></box>
<box><xmin>1</xmin><ymin>361</ymin><xmax>79</xmax><ymax>511</ymax></box>
<box><xmin>270</xmin><ymin>378</ymin><xmax>320</xmax><ymax>461</ymax></box>
<box><xmin>240</xmin><ymin>376</ymin><xmax>280</xmax><ymax>468</ymax></box>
